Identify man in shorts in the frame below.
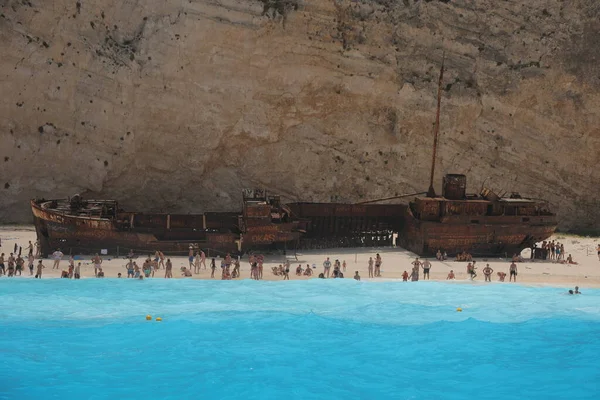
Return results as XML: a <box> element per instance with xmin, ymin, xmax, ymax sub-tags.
<box><xmin>52</xmin><ymin>249</ymin><xmax>64</xmax><ymax>269</ymax></box>
<box><xmin>509</xmin><ymin>261</ymin><xmax>518</xmax><ymax>282</ymax></box>
<box><xmin>92</xmin><ymin>253</ymin><xmax>102</xmax><ymax>277</ymax></box>
<box><xmin>421</xmin><ymin>258</ymin><xmax>432</xmax><ymax>280</ymax></box>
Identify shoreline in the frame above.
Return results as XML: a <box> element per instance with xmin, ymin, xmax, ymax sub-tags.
<box><xmin>1</xmin><ymin>225</ymin><xmax>599</xmax><ymax>289</ymax></box>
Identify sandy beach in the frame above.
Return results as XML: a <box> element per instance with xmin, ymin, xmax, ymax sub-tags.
<box><xmin>1</xmin><ymin>225</ymin><xmax>599</xmax><ymax>288</ymax></box>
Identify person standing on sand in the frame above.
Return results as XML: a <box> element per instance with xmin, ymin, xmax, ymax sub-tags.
<box><xmin>200</xmin><ymin>250</ymin><xmax>206</xmax><ymax>269</ymax></box>
<box><xmin>28</xmin><ymin>253</ymin><xmax>35</xmax><ymax>275</ymax></box>
<box><xmin>165</xmin><ymin>259</ymin><xmax>173</xmax><ymax>278</ymax></box>
<box><xmin>483</xmin><ymin>264</ymin><xmax>494</xmax><ymax>282</ymax></box>
<box><xmin>258</xmin><ymin>256</ymin><xmax>264</xmax><ymax>279</ymax></box>
<box><xmin>194</xmin><ymin>252</ymin><xmax>200</xmax><ymax>274</ymax></box>
<box><xmin>411</xmin><ymin>266</ymin><xmax>419</xmax><ymax>281</ymax></box>
<box><xmin>509</xmin><ymin>261</ymin><xmax>518</xmax><ymax>282</ymax></box>
<box><xmin>368</xmin><ymin>257</ymin><xmax>374</xmax><ymax>278</ymax></box>
<box><xmin>375</xmin><ymin>254</ymin><xmax>382</xmax><ymax>277</ymax></box>
<box><xmin>25</xmin><ymin>241</ymin><xmax>33</xmax><ymax>257</ymax></box>
<box><xmin>126</xmin><ymin>259</ymin><xmax>134</xmax><ymax>278</ymax></box>
<box><xmin>15</xmin><ymin>255</ymin><xmax>24</xmax><ymax>276</ymax></box>
<box><xmin>342</xmin><ymin>260</ymin><xmax>347</xmax><ymax>272</ymax></box>
<box><xmin>323</xmin><ymin>257</ymin><xmax>332</xmax><ymax>278</ymax></box>
<box><xmin>422</xmin><ymin>259</ymin><xmax>432</xmax><ymax>280</ymax></box>
<box><xmin>402</xmin><ymin>270</ymin><xmax>408</xmax><ymax>281</ymax></box>
<box><xmin>411</xmin><ymin>258</ymin><xmax>421</xmax><ymax>273</ymax></box>
<box><xmin>92</xmin><ymin>253</ymin><xmax>102</xmax><ymax>277</ymax></box>
<box><xmin>0</xmin><ymin>253</ymin><xmax>5</xmax><ymax>275</ymax></box>
<box><xmin>74</xmin><ymin>262</ymin><xmax>81</xmax><ymax>279</ymax></box>
<box><xmin>283</xmin><ymin>263</ymin><xmax>290</xmax><ymax>280</ymax></box>
<box><xmin>35</xmin><ymin>260</ymin><xmax>45</xmax><ymax>278</ymax></box>
<box><xmin>188</xmin><ymin>247</ymin><xmax>194</xmax><ymax>269</ymax></box>
<box><xmin>210</xmin><ymin>258</ymin><xmax>217</xmax><ymax>279</ymax></box>
<box><xmin>52</xmin><ymin>249</ymin><xmax>63</xmax><ymax>270</ymax></box>
<box><xmin>158</xmin><ymin>251</ymin><xmax>165</xmax><ymax>269</ymax></box>
<box><xmin>467</xmin><ymin>262</ymin><xmax>477</xmax><ymax>280</ymax></box>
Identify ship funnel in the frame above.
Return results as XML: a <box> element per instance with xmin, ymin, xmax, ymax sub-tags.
<box><xmin>480</xmin><ymin>188</ymin><xmax>500</xmax><ymax>202</ymax></box>
<box><xmin>442</xmin><ymin>174</ymin><xmax>466</xmax><ymax>200</ymax></box>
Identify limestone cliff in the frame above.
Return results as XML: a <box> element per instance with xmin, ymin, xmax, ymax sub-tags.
<box><xmin>1</xmin><ymin>0</ymin><xmax>599</xmax><ymax>231</ymax></box>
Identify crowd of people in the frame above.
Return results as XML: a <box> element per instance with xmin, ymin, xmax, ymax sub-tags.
<box><xmin>1</xmin><ymin>237</ymin><xmax>591</xmax><ymax>283</ymax></box>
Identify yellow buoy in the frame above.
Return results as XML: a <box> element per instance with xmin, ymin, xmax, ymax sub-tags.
<box><xmin>146</xmin><ymin>315</ymin><xmax>152</xmax><ymax>320</ymax></box>
<box><xmin>456</xmin><ymin>308</ymin><xmax>462</xmax><ymax>312</ymax></box>
<box><xmin>156</xmin><ymin>317</ymin><xmax>162</xmax><ymax>322</ymax></box>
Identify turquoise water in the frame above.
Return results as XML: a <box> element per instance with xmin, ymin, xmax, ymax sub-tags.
<box><xmin>1</xmin><ymin>279</ymin><xmax>599</xmax><ymax>400</ymax></box>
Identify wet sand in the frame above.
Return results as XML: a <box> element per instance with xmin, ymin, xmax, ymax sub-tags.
<box><xmin>1</xmin><ymin>225</ymin><xmax>599</xmax><ymax>288</ymax></box>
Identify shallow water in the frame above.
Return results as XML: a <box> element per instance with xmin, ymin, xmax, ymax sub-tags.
<box><xmin>1</xmin><ymin>279</ymin><xmax>599</xmax><ymax>399</ymax></box>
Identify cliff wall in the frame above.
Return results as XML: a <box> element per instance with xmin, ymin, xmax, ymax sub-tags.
<box><xmin>1</xmin><ymin>0</ymin><xmax>599</xmax><ymax>230</ymax></box>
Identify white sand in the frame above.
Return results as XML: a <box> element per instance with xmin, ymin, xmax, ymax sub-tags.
<box><xmin>1</xmin><ymin>225</ymin><xmax>599</xmax><ymax>288</ymax></box>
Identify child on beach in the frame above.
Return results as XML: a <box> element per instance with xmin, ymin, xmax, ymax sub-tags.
<box><xmin>447</xmin><ymin>270</ymin><xmax>455</xmax><ymax>280</ymax></box>
<box><xmin>497</xmin><ymin>271</ymin><xmax>506</xmax><ymax>282</ymax></box>
<box><xmin>402</xmin><ymin>270</ymin><xmax>408</xmax><ymax>281</ymax></box>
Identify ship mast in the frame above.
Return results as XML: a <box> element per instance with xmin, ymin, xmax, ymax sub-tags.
<box><xmin>427</xmin><ymin>53</ymin><xmax>445</xmax><ymax>198</ymax></box>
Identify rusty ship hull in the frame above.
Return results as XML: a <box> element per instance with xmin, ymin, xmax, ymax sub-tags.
<box><xmin>395</xmin><ymin>175</ymin><xmax>558</xmax><ymax>257</ymax></box>
<box><xmin>31</xmin><ymin>189</ymin><xmax>302</xmax><ymax>257</ymax></box>
<box><xmin>397</xmin><ymin>206</ymin><xmax>557</xmax><ymax>257</ymax></box>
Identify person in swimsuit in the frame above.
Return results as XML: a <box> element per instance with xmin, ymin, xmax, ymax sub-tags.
<box><xmin>15</xmin><ymin>255</ymin><xmax>24</xmax><ymax>276</ymax></box>
<box><xmin>497</xmin><ymin>271</ymin><xmax>506</xmax><ymax>282</ymax></box>
<box><xmin>368</xmin><ymin>257</ymin><xmax>374</xmax><ymax>278</ymax></box>
<box><xmin>509</xmin><ymin>261</ymin><xmax>517</xmax><ymax>282</ymax></box>
<box><xmin>97</xmin><ymin>268</ymin><xmax>105</xmax><ymax>278</ymax></box>
<box><xmin>0</xmin><ymin>253</ymin><xmax>5</xmax><ymax>275</ymax></box>
<box><xmin>411</xmin><ymin>258</ymin><xmax>421</xmax><ymax>273</ymax></box>
<box><xmin>158</xmin><ymin>251</ymin><xmax>165</xmax><ymax>269</ymax></box>
<box><xmin>92</xmin><ymin>253</ymin><xmax>102</xmax><ymax>277</ymax></box>
<box><xmin>210</xmin><ymin>258</ymin><xmax>217</xmax><ymax>279</ymax></box>
<box><xmin>304</xmin><ymin>264</ymin><xmax>312</xmax><ymax>276</ymax></box>
<box><xmin>323</xmin><ymin>257</ymin><xmax>332</xmax><ymax>278</ymax></box>
<box><xmin>126</xmin><ymin>259</ymin><xmax>134</xmax><ymax>278</ymax></box>
<box><xmin>483</xmin><ymin>264</ymin><xmax>494</xmax><ymax>282</ymax></box>
<box><xmin>74</xmin><ymin>262</ymin><xmax>81</xmax><ymax>279</ymax></box>
<box><xmin>354</xmin><ymin>271</ymin><xmax>360</xmax><ymax>281</ymax></box>
<box><xmin>375</xmin><ymin>254</ymin><xmax>382</xmax><ymax>277</ymax></box>
<box><xmin>194</xmin><ymin>252</ymin><xmax>200</xmax><ymax>274</ymax></box>
<box><xmin>7</xmin><ymin>254</ymin><xmax>15</xmax><ymax>277</ymax></box>
<box><xmin>421</xmin><ymin>259</ymin><xmax>431</xmax><ymax>280</ymax></box>
<box><xmin>165</xmin><ymin>259</ymin><xmax>173</xmax><ymax>278</ymax></box>
<box><xmin>188</xmin><ymin>247</ymin><xmax>194</xmax><ymax>269</ymax></box>
<box><xmin>134</xmin><ymin>263</ymin><xmax>141</xmax><ymax>278</ymax></box>
<box><xmin>467</xmin><ymin>262</ymin><xmax>477</xmax><ymax>280</ymax></box>
<box><xmin>342</xmin><ymin>260</ymin><xmax>347</xmax><ymax>272</ymax></box>
<box><xmin>283</xmin><ymin>264</ymin><xmax>290</xmax><ymax>280</ymax></box>
<box><xmin>35</xmin><ymin>260</ymin><xmax>45</xmax><ymax>278</ymax></box>
<box><xmin>411</xmin><ymin>266</ymin><xmax>419</xmax><ymax>281</ymax></box>
<box><xmin>402</xmin><ymin>270</ymin><xmax>409</xmax><ymax>281</ymax></box>
<box><xmin>52</xmin><ymin>249</ymin><xmax>64</xmax><ymax>270</ymax></box>
<box><xmin>447</xmin><ymin>270</ymin><xmax>455</xmax><ymax>280</ymax></box>
<box><xmin>28</xmin><ymin>253</ymin><xmax>35</xmax><ymax>275</ymax></box>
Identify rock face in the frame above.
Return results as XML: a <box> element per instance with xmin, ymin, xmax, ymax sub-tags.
<box><xmin>1</xmin><ymin>0</ymin><xmax>599</xmax><ymax>231</ymax></box>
